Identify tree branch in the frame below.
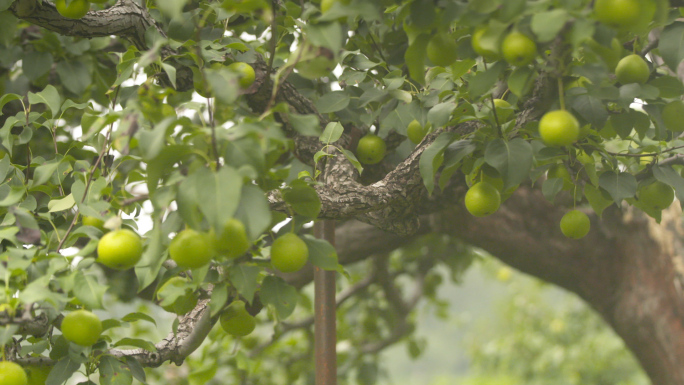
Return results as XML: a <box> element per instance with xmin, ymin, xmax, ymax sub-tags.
<box><xmin>9</xmin><ymin>0</ymin><xmax>192</xmax><ymax>90</ymax></box>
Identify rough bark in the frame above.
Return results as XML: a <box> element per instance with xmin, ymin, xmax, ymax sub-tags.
<box><xmin>331</xmin><ymin>187</ymin><xmax>684</xmax><ymax>385</ymax></box>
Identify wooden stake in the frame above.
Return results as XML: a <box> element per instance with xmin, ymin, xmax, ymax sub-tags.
<box><xmin>314</xmin><ymin>220</ymin><xmax>336</xmax><ymax>384</ymax></box>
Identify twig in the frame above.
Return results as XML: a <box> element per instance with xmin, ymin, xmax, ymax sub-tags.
<box><xmin>364</xmin><ymin>21</ymin><xmax>387</xmax><ymax>64</ymax></box>
<box><xmin>208</xmin><ymin>98</ymin><xmax>220</xmax><ymax>170</ymax></box>
<box><xmin>120</xmin><ymin>193</ymin><xmax>150</xmax><ymax>206</ymax></box>
<box><xmin>249</xmin><ymin>268</ymin><xmax>376</xmax><ymax>358</ymax></box>
<box><xmin>605</xmin><ymin>144</ymin><xmax>684</xmax><ymax>158</ymax></box>
<box><xmin>641</xmin><ymin>38</ymin><xmax>659</xmax><ymax>56</ymax></box>
<box><xmin>261</xmin><ymin>42</ymin><xmax>305</xmax><ymax>116</ymax></box>
<box><xmin>56</xmin><ymin>88</ymin><xmax>120</xmax><ymax>252</ymax></box>
<box><xmin>267</xmin><ymin>0</ymin><xmax>278</xmax><ymax>71</ymax></box>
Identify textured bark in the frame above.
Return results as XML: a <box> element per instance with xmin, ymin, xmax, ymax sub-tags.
<box><xmin>9</xmin><ymin>0</ymin><xmax>193</xmax><ymax>91</ymax></box>
<box><xmin>331</xmin><ymin>187</ymin><xmax>684</xmax><ymax>385</ymax></box>
<box><xmin>10</xmin><ymin>0</ymin><xmax>155</xmax><ymax>48</ymax></box>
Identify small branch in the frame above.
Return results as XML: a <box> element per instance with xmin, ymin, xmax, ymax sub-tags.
<box><xmin>56</xmin><ymin>115</ymin><xmax>115</xmax><ymax>251</ymax></box>
<box><xmin>658</xmin><ymin>154</ymin><xmax>684</xmax><ymax>167</ymax></box>
<box><xmin>120</xmin><ymin>193</ymin><xmax>149</xmax><ymax>206</ymax></box>
<box><xmin>364</xmin><ymin>22</ymin><xmax>387</xmax><ymax>64</ymax></box>
<box><xmin>358</xmin><ymin>262</ymin><xmax>426</xmax><ymax>355</ymax></box>
<box><xmin>208</xmin><ymin>98</ymin><xmax>220</xmax><ymax>170</ymax></box>
<box><xmin>267</xmin><ymin>0</ymin><xmax>278</xmax><ymax>71</ymax></box>
<box><xmin>641</xmin><ymin>38</ymin><xmax>659</xmax><ymax>56</ymax></box>
<box><xmin>249</xmin><ymin>268</ymin><xmax>376</xmax><ymax>358</ymax></box>
<box><xmin>109</xmin><ymin>298</ymin><xmax>216</xmax><ymax>367</ymax></box>
<box><xmin>0</xmin><ymin>307</ymin><xmax>51</xmax><ymax>337</ymax></box>
<box><xmin>605</xmin><ymin>144</ymin><xmax>684</xmax><ymax>158</ymax></box>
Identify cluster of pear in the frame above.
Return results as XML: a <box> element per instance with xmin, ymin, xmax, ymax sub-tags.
<box><xmin>457</xmin><ymin>0</ymin><xmax>675</xmax><ymax>241</ymax></box>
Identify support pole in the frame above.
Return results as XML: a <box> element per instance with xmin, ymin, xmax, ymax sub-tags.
<box><xmin>314</xmin><ymin>220</ymin><xmax>337</xmax><ymax>385</ymax></box>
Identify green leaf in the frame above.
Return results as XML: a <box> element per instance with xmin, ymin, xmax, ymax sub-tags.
<box><xmin>121</xmin><ymin>357</ymin><xmax>146</xmax><ymax>384</ymax></box>
<box><xmin>419</xmin><ymin>132</ymin><xmax>454</xmax><ymax>195</ymax></box>
<box><xmin>484</xmin><ymin>138</ymin><xmax>533</xmax><ymax>190</ymax></box>
<box><xmin>23</xmin><ymin>52</ymin><xmax>54</xmax><ymax>81</ymax></box>
<box><xmin>189</xmin><ymin>362</ymin><xmax>218</xmax><ymax>385</ymax></box>
<box><xmin>439</xmin><ymin>140</ymin><xmax>476</xmax><ymax>191</ymax></box>
<box><xmin>427</xmin><ymin>102</ymin><xmax>456</xmax><ymax>129</ymax></box>
<box><xmin>224</xmin><ymin>137</ymin><xmax>266</xmax><ymax>175</ymax></box>
<box><xmin>650</xmin><ymin>75</ymin><xmax>684</xmax><ymax>98</ymax></box>
<box><xmin>0</xmin><ymin>0</ymin><xmax>12</xmax><ymax>11</ymax></box>
<box><xmin>508</xmin><ymin>67</ymin><xmax>538</xmax><ymax>97</ymax></box>
<box><xmin>28</xmin><ymin>85</ymin><xmax>61</xmax><ymax>118</ymax></box>
<box><xmin>468</xmin><ymin>0</ymin><xmax>501</xmax><ymax>13</ymax></box>
<box><xmin>659</xmin><ymin>21</ymin><xmax>684</xmax><ymax>72</ymax></box>
<box><xmin>468</xmin><ymin>61</ymin><xmax>505</xmax><ymax>98</ymax></box>
<box><xmin>0</xmin><ymin>325</ymin><xmax>18</xmax><ymax>346</ymax></box>
<box><xmin>405</xmin><ymin>34</ymin><xmax>430</xmax><ymax>85</ymax></box>
<box><xmin>209</xmin><ymin>281</ymin><xmax>229</xmax><ymax>317</ymax></box>
<box><xmin>260</xmin><ymin>276</ymin><xmax>298</xmax><ymax>319</ymax></box>
<box><xmin>389</xmin><ymin>89</ymin><xmax>412</xmax><ymax>104</ymax></box>
<box><xmin>72</xmin><ymin>271</ymin><xmax>106</xmax><ymax>309</ymax></box>
<box><xmin>305</xmin><ymin>22</ymin><xmax>343</xmax><ymax>52</ymax></box>
<box><xmin>283</xmin><ymin>179</ymin><xmax>321</xmax><ymax>218</ymax></box>
<box><xmin>121</xmin><ymin>312</ymin><xmax>157</xmax><ymax>326</ymax></box>
<box><xmin>113</xmin><ymin>338</ymin><xmax>157</xmax><ymax>352</ymax></box>
<box><xmin>531</xmin><ymin>9</ymin><xmax>570</xmax><ymax>42</ymax></box>
<box><xmin>584</xmin><ymin>184</ymin><xmax>614</xmax><ymax>218</ymax></box>
<box><xmin>0</xmin><ymin>156</ymin><xmax>10</xmax><ymax>182</ymax></box>
<box><xmin>46</xmin><ymin>357</ymin><xmax>80</xmax><ymax>385</ymax></box>
<box><xmin>229</xmin><ymin>265</ymin><xmax>260</xmax><ymax>304</ymax></box>
<box><xmin>138</xmin><ymin>117</ymin><xmax>175</xmax><ymax>161</ymax></box>
<box><xmin>56</xmin><ymin>60</ymin><xmax>91</xmax><ymax>95</ymax></box>
<box><xmin>379</xmin><ymin>100</ymin><xmax>425</xmax><ymax>136</ymax></box>
<box><xmin>340</xmin><ymin>148</ymin><xmax>363</xmax><ymax>174</ymax></box>
<box><xmin>204</xmin><ymin>68</ymin><xmax>239</xmax><ymax>104</ymax></box>
<box><xmin>410</xmin><ymin>0</ymin><xmax>436</xmax><ymax>28</ymax></box>
<box><xmin>0</xmin><ymin>93</ymin><xmax>21</xmax><ymax>112</ymax></box>
<box><xmin>359</xmin><ymin>88</ymin><xmax>387</xmax><ymax>107</ymax></box>
<box><xmin>315</xmin><ymin>91</ymin><xmax>350</xmax><ymax>113</ymax></box>
<box><xmin>598</xmin><ymin>171</ymin><xmax>637</xmax><ymax>203</ymax></box>
<box><xmin>542</xmin><ymin>178</ymin><xmax>564</xmax><ymax>202</ymax></box>
<box><xmin>289</xmin><ymin>113</ymin><xmax>321</xmax><ymax>136</ymax></box>
<box><xmin>320</xmin><ymin>122</ymin><xmax>344</xmax><ymax>144</ymax></box>
<box><xmin>499</xmin><ymin>0</ymin><xmax>526</xmax><ymax>21</ymax></box>
<box><xmin>155</xmin><ymin>0</ymin><xmax>186</xmax><ymax>18</ymax></box>
<box><xmin>609</xmin><ymin>112</ymin><xmax>635</xmax><ymax>139</ymax></box>
<box><xmin>571</xmin><ymin>94</ymin><xmax>608</xmax><ymax>127</ymax></box>
<box><xmin>194</xmin><ymin>167</ymin><xmax>243</xmax><ymax>233</ymax></box>
<box><xmin>99</xmin><ymin>356</ymin><xmax>133</xmax><ymax>385</ymax></box>
<box><xmin>147</xmin><ymin>144</ymin><xmax>194</xmax><ymax>193</ymax></box>
<box><xmin>31</xmin><ymin>155</ymin><xmax>62</xmax><ymax>187</ymax></box>
<box><xmin>160</xmin><ymin>62</ymin><xmax>177</xmax><ymax>89</ymax></box>
<box><xmin>135</xmin><ymin>225</ymin><xmax>165</xmax><ymax>292</ymax></box>
<box><xmin>234</xmin><ymin>185</ymin><xmax>272</xmax><ymax>241</ymax></box>
<box><xmin>0</xmin><ymin>185</ymin><xmax>25</xmax><ymax>207</ymax></box>
<box><xmin>113</xmin><ymin>57</ymin><xmax>137</xmax><ymax>87</ymax></box>
<box><xmin>451</xmin><ymin>59</ymin><xmax>476</xmax><ymax>79</ymax></box>
<box><xmin>652</xmin><ymin>165</ymin><xmax>684</xmax><ymax>204</ymax></box>
<box><xmin>302</xmin><ymin>234</ymin><xmax>338</xmax><ymax>270</ymax></box>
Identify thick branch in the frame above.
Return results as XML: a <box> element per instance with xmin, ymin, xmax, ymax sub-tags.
<box><xmin>10</xmin><ymin>0</ymin><xmax>192</xmax><ymax>90</ymax></box>
<box><xmin>10</xmin><ymin>0</ymin><xmax>156</xmax><ymax>50</ymax></box>
<box><xmin>14</xmin><ymin>298</ymin><xmax>215</xmax><ymax>368</ymax></box>
<box><xmin>331</xmin><ymin>185</ymin><xmax>684</xmax><ymax>385</ymax></box>
<box><xmin>110</xmin><ymin>299</ymin><xmax>215</xmax><ymax>366</ymax></box>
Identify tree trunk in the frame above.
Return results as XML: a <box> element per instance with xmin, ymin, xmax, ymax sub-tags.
<box><xmin>335</xmin><ymin>187</ymin><xmax>684</xmax><ymax>385</ymax></box>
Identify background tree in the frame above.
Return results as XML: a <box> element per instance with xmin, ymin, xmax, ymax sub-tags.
<box><xmin>2</xmin><ymin>0</ymin><xmax>684</xmax><ymax>384</ymax></box>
